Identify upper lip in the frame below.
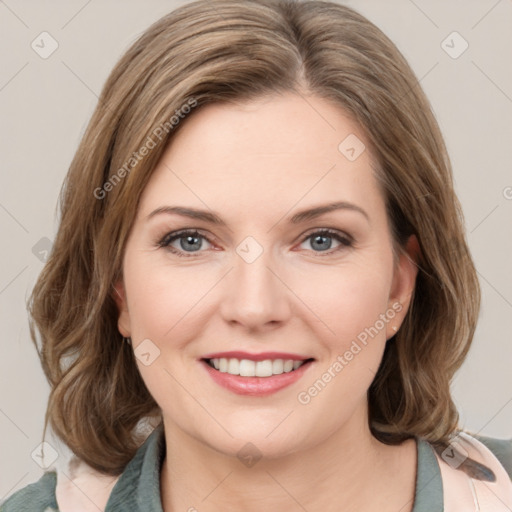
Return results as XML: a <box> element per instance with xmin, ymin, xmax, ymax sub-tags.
<box><xmin>201</xmin><ymin>351</ymin><xmax>313</xmax><ymax>362</ymax></box>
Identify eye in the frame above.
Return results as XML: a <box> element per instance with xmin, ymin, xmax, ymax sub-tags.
<box><xmin>157</xmin><ymin>229</ymin><xmax>213</xmax><ymax>257</ymax></box>
<box><xmin>157</xmin><ymin>228</ymin><xmax>354</xmax><ymax>258</ymax></box>
<box><xmin>298</xmin><ymin>229</ymin><xmax>353</xmax><ymax>255</ymax></box>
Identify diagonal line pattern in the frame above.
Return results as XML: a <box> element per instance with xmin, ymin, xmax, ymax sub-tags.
<box><xmin>0</xmin><ymin>202</ymin><xmax>29</xmax><ymax>233</ymax></box>
<box><xmin>407</xmin><ymin>0</ymin><xmax>439</xmax><ymax>28</ymax></box>
<box><xmin>201</xmin><ymin>471</ymin><xmax>233</xmax><ymax>502</ymax></box>
<box><xmin>61</xmin><ymin>60</ymin><xmax>99</xmax><ymax>99</ymax></box>
<box><xmin>461</xmin><ymin>393</ymin><xmax>512</xmax><ymax>512</ymax></box>
<box><xmin>161</xmin><ymin>163</ymin><xmax>337</xmax><ymax>339</ymax></box>
<box><xmin>265</xmin><ymin>470</ymin><xmax>311</xmax><ymax>511</ymax></box>
<box><xmin>0</xmin><ymin>472</ymin><xmax>29</xmax><ymax>502</ymax></box>
<box><xmin>265</xmin><ymin>410</ymin><xmax>294</xmax><ymax>438</ymax></box>
<box><xmin>470</xmin><ymin>205</ymin><xmax>499</xmax><ymax>233</ymax></box>
<box><xmin>294</xmin><ymin>90</ymin><xmax>337</xmax><ymax>131</ymax></box>
<box><xmin>400</xmin><ymin>471</ymin><xmax>438</xmax><ymax>511</ymax></box>
<box><xmin>162</xmin><ymin>162</ymin><xmax>234</xmax><ymax>234</ymax></box>
<box><xmin>471</xmin><ymin>61</ymin><xmax>512</xmax><ymax>104</ymax></box>
<box><xmin>266</xmin><ymin>164</ymin><xmax>337</xmax><ymax>233</ymax></box>
<box><xmin>397</xmin><ymin>61</ymin><xmax>439</xmax><ymax>105</ymax></box>
<box><xmin>474</xmin><ymin>396</ymin><xmax>512</xmax><ymax>436</ymax></box>
<box><xmin>163</xmin><ymin>267</ymin><xmax>234</xmax><ymax>337</ymax></box>
<box><xmin>0</xmin><ymin>0</ymin><xmax>29</xmax><ymax>28</ymax></box>
<box><xmin>265</xmin><ymin>266</ymin><xmax>336</xmax><ymax>335</ymax></box>
<box><xmin>0</xmin><ymin>408</ymin><xmax>29</xmax><ymax>438</ymax></box>
<box><xmin>61</xmin><ymin>0</ymin><xmax>93</xmax><ymax>30</ymax></box>
<box><xmin>471</xmin><ymin>0</ymin><xmax>502</xmax><ymax>30</ymax></box>
<box><xmin>478</xmin><ymin>478</ymin><xmax>512</xmax><ymax>510</ymax></box>
<box><xmin>162</xmin><ymin>368</ymin><xmax>233</xmax><ymax>438</ymax></box>
<box><xmin>477</xmin><ymin>270</ymin><xmax>512</xmax><ymax>308</ymax></box>
<box><xmin>60</xmin><ymin>61</ymin><xmax>118</xmax><ymax>119</ymax></box>
<box><xmin>0</xmin><ymin>62</ymin><xmax>29</xmax><ymax>92</ymax></box>
<box><xmin>58</xmin><ymin>470</ymin><xmax>104</xmax><ymax>512</ymax></box>
<box><xmin>0</xmin><ymin>265</ymin><xmax>28</xmax><ymax>296</ymax></box>
<box><xmin>0</xmin><ymin>3</ymin><xmax>509</xmax><ymax>509</ymax></box>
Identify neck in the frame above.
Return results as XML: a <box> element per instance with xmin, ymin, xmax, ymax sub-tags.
<box><xmin>160</xmin><ymin>408</ymin><xmax>417</xmax><ymax>512</ymax></box>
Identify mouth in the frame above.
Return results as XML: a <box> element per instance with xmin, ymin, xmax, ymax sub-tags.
<box><xmin>199</xmin><ymin>352</ymin><xmax>315</xmax><ymax>396</ymax></box>
<box><xmin>202</xmin><ymin>357</ymin><xmax>314</xmax><ymax>377</ymax></box>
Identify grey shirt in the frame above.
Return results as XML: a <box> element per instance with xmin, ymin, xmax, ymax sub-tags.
<box><xmin>2</xmin><ymin>424</ymin><xmax>511</xmax><ymax>511</ymax></box>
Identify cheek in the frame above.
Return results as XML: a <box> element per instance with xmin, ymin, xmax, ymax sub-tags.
<box><xmin>291</xmin><ymin>257</ymin><xmax>393</xmax><ymax>349</ymax></box>
<box><xmin>124</xmin><ymin>256</ymin><xmax>213</xmax><ymax>344</ymax></box>
<box><xmin>292</xmin><ymin>258</ymin><xmax>395</xmax><ymax>410</ymax></box>
<box><xmin>122</xmin><ymin>242</ymin><xmax>395</xmax><ymax>448</ymax></box>
<box><xmin>125</xmin><ymin>247</ymin><xmax>394</xmax><ymax>352</ymax></box>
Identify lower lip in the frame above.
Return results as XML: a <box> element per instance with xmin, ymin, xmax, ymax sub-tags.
<box><xmin>201</xmin><ymin>360</ymin><xmax>313</xmax><ymax>396</ymax></box>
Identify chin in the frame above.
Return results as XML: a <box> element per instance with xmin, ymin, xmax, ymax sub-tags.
<box><xmin>203</xmin><ymin>428</ymin><xmax>306</xmax><ymax>463</ymax></box>
<box><xmin>190</xmin><ymin>408</ymin><xmax>325</xmax><ymax>462</ymax></box>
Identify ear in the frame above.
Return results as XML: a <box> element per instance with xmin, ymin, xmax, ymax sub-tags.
<box><xmin>113</xmin><ymin>278</ymin><xmax>132</xmax><ymax>338</ymax></box>
<box><xmin>386</xmin><ymin>235</ymin><xmax>420</xmax><ymax>340</ymax></box>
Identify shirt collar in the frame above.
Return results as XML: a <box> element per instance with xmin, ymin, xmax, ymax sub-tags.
<box><xmin>104</xmin><ymin>424</ymin><xmax>442</xmax><ymax>511</ymax></box>
<box><xmin>413</xmin><ymin>438</ymin><xmax>443</xmax><ymax>511</ymax></box>
<box><xmin>105</xmin><ymin>423</ymin><xmax>165</xmax><ymax>512</ymax></box>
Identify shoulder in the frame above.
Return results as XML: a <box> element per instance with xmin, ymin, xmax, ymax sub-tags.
<box><xmin>54</xmin><ymin>456</ymin><xmax>120</xmax><ymax>512</ymax></box>
<box><xmin>0</xmin><ymin>471</ymin><xmax>59</xmax><ymax>512</ymax></box>
<box><xmin>472</xmin><ymin>433</ymin><xmax>512</xmax><ymax>479</ymax></box>
<box><xmin>1</xmin><ymin>423</ymin><xmax>164</xmax><ymax>512</ymax></box>
<box><xmin>432</xmin><ymin>431</ymin><xmax>512</xmax><ymax>511</ymax></box>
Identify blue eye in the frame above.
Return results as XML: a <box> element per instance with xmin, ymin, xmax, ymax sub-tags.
<box><xmin>158</xmin><ymin>230</ymin><xmax>211</xmax><ymax>256</ymax></box>
<box><xmin>157</xmin><ymin>228</ymin><xmax>353</xmax><ymax>258</ymax></box>
<box><xmin>299</xmin><ymin>229</ymin><xmax>353</xmax><ymax>255</ymax></box>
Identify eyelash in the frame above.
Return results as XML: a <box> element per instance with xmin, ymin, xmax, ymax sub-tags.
<box><xmin>157</xmin><ymin>228</ymin><xmax>354</xmax><ymax>258</ymax></box>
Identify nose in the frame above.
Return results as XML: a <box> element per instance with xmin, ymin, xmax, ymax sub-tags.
<box><xmin>219</xmin><ymin>241</ymin><xmax>291</xmax><ymax>331</ymax></box>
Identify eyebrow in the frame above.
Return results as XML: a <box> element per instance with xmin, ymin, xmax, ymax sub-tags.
<box><xmin>146</xmin><ymin>201</ymin><xmax>369</xmax><ymax>225</ymax></box>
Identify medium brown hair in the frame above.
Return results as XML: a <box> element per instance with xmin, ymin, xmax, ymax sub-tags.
<box><xmin>28</xmin><ymin>0</ymin><xmax>480</xmax><ymax>475</ymax></box>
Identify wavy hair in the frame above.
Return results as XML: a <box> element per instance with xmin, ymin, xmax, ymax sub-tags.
<box><xmin>28</xmin><ymin>0</ymin><xmax>480</xmax><ymax>475</ymax></box>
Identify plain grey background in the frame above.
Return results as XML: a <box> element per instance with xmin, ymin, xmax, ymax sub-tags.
<box><xmin>1</xmin><ymin>0</ymin><xmax>511</xmax><ymax>500</ymax></box>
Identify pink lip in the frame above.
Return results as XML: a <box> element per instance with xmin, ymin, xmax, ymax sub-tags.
<box><xmin>200</xmin><ymin>359</ymin><xmax>314</xmax><ymax>396</ymax></box>
<box><xmin>201</xmin><ymin>351</ymin><xmax>310</xmax><ymax>362</ymax></box>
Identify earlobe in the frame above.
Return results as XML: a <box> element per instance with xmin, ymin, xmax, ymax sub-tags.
<box><xmin>112</xmin><ymin>279</ymin><xmax>131</xmax><ymax>337</ymax></box>
<box><xmin>387</xmin><ymin>235</ymin><xmax>420</xmax><ymax>339</ymax></box>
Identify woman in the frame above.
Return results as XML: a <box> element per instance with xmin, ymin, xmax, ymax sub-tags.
<box><xmin>2</xmin><ymin>0</ymin><xmax>511</xmax><ymax>510</ymax></box>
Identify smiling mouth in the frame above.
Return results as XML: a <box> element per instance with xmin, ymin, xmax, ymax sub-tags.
<box><xmin>203</xmin><ymin>357</ymin><xmax>314</xmax><ymax>377</ymax></box>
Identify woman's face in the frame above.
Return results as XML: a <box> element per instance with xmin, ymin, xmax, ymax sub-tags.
<box><xmin>115</xmin><ymin>92</ymin><xmax>418</xmax><ymax>458</ymax></box>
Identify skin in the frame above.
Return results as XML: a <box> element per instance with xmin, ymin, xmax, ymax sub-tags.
<box><xmin>114</xmin><ymin>92</ymin><xmax>420</xmax><ymax>512</ymax></box>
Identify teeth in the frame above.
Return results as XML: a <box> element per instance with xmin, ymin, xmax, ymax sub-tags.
<box><xmin>227</xmin><ymin>358</ymin><xmax>239</xmax><ymax>375</ymax></box>
<box><xmin>255</xmin><ymin>360</ymin><xmax>273</xmax><ymax>377</ymax></box>
<box><xmin>272</xmin><ymin>359</ymin><xmax>284</xmax><ymax>375</ymax></box>
<box><xmin>211</xmin><ymin>358</ymin><xmax>306</xmax><ymax>377</ymax></box>
<box><xmin>219</xmin><ymin>358</ymin><xmax>228</xmax><ymax>372</ymax></box>
<box><xmin>283</xmin><ymin>360</ymin><xmax>294</xmax><ymax>372</ymax></box>
<box><xmin>239</xmin><ymin>359</ymin><xmax>256</xmax><ymax>377</ymax></box>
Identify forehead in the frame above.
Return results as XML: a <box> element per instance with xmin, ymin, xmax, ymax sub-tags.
<box><xmin>137</xmin><ymin>93</ymin><xmax>384</xmax><ymax>223</ymax></box>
